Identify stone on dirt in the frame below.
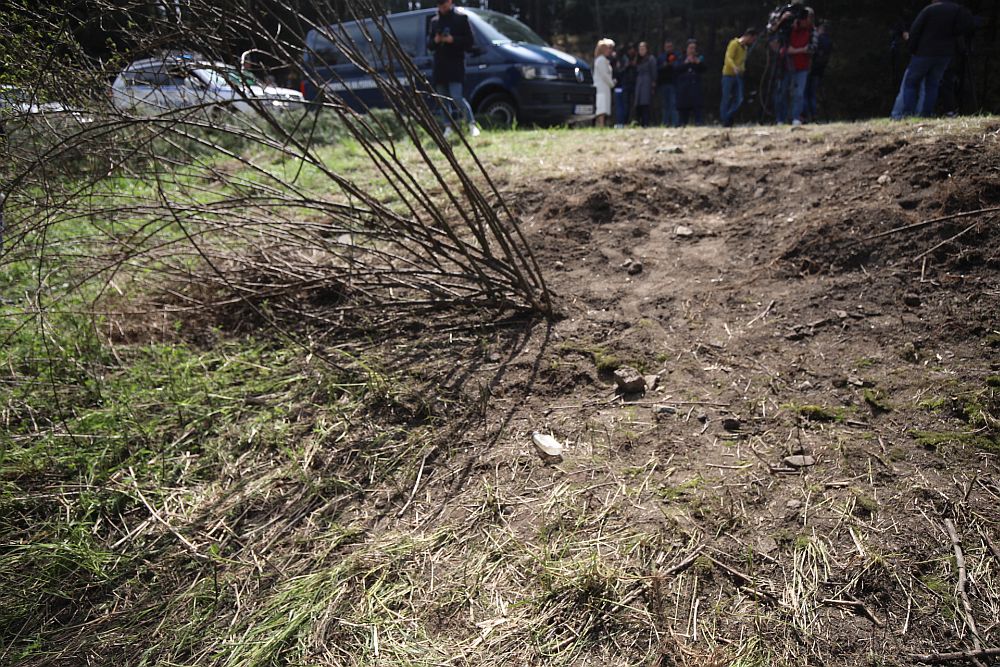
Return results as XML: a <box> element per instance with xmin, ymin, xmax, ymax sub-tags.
<box><xmin>627</xmin><ymin>261</ymin><xmax>644</xmax><ymax>276</ymax></box>
<box><xmin>783</xmin><ymin>455</ymin><xmax>816</xmax><ymax>468</ymax></box>
<box><xmin>532</xmin><ymin>432</ymin><xmax>563</xmax><ymax>463</ymax></box>
<box><xmin>613</xmin><ymin>366</ymin><xmax>646</xmax><ymax>394</ymax></box>
<box><xmin>675</xmin><ymin>225</ymin><xmax>695</xmax><ymax>238</ymax></box>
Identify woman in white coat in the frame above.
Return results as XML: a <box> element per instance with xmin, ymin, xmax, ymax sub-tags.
<box><xmin>593</xmin><ymin>39</ymin><xmax>615</xmax><ymax>128</ymax></box>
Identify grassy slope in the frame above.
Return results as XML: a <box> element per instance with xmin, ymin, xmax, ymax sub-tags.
<box><xmin>2</xmin><ymin>118</ymin><xmax>999</xmax><ymax>666</ymax></box>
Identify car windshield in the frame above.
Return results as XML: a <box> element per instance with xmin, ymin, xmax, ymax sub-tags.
<box><xmin>468</xmin><ymin>10</ymin><xmax>547</xmax><ymax>46</ymax></box>
<box><xmin>193</xmin><ymin>67</ymin><xmax>260</xmax><ymax>89</ymax></box>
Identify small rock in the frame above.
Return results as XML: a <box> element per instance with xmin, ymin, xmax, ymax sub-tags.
<box><xmin>877</xmin><ymin>173</ymin><xmax>892</xmax><ymax>185</ymax></box>
<box><xmin>532</xmin><ymin>432</ymin><xmax>563</xmax><ymax>464</ymax></box>
<box><xmin>797</xmin><ymin>380</ymin><xmax>814</xmax><ymax>390</ymax></box>
<box><xmin>832</xmin><ymin>377</ymin><xmax>849</xmax><ymax>388</ymax></box>
<box><xmin>654</xmin><ymin>405</ymin><xmax>677</xmax><ymax>417</ymax></box>
<box><xmin>783</xmin><ymin>455</ymin><xmax>816</xmax><ymax>468</ymax></box>
<box><xmin>722</xmin><ymin>417</ymin><xmax>742</xmax><ymax>432</ymax></box>
<box><xmin>753</xmin><ymin>187</ymin><xmax>766</xmax><ymax>199</ymax></box>
<box><xmin>488</xmin><ymin>352</ymin><xmax>502</xmax><ymax>363</ymax></box>
<box><xmin>847</xmin><ymin>375</ymin><xmax>866</xmax><ymax>387</ymax></box>
<box><xmin>696</xmin><ymin>411</ymin><xmax>709</xmax><ymax>423</ymax></box>
<box><xmin>834</xmin><ymin>309</ymin><xmax>849</xmax><ymax>320</ymax></box>
<box><xmin>554</xmin><ymin>260</ymin><xmax>565</xmax><ymax>270</ymax></box>
<box><xmin>613</xmin><ymin>366</ymin><xmax>646</xmax><ymax>394</ymax></box>
<box><xmin>757</xmin><ymin>536</ymin><xmax>779</xmax><ymax>553</ymax></box>
<box><xmin>656</xmin><ymin>145</ymin><xmax>684</xmax><ymax>154</ymax></box>
<box><xmin>627</xmin><ymin>261</ymin><xmax>644</xmax><ymax>276</ymax></box>
<box><xmin>675</xmin><ymin>225</ymin><xmax>695</xmax><ymax>238</ymax></box>
<box><xmin>785</xmin><ymin>499</ymin><xmax>803</xmax><ymax>510</ymax></box>
<box><xmin>903</xmin><ymin>293</ymin><xmax>921</xmax><ymax>307</ymax></box>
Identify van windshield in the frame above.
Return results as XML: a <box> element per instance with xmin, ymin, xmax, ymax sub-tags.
<box><xmin>468</xmin><ymin>10</ymin><xmax>547</xmax><ymax>46</ymax></box>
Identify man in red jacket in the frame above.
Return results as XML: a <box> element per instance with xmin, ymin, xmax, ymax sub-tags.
<box><xmin>771</xmin><ymin>5</ymin><xmax>817</xmax><ymax>125</ymax></box>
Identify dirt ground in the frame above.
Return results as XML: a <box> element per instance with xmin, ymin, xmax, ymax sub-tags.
<box><xmin>378</xmin><ymin>118</ymin><xmax>1000</xmax><ymax>665</ymax></box>
<box><xmin>33</xmin><ymin>118</ymin><xmax>999</xmax><ymax>666</ymax></box>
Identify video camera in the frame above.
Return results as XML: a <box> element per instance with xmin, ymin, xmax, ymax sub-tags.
<box><xmin>767</xmin><ymin>2</ymin><xmax>811</xmax><ymax>36</ymax></box>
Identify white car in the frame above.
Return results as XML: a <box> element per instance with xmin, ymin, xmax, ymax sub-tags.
<box><xmin>0</xmin><ymin>85</ymin><xmax>94</xmax><ymax>139</ymax></box>
<box><xmin>0</xmin><ymin>84</ymin><xmax>94</xmax><ymax>127</ymax></box>
<box><xmin>111</xmin><ymin>53</ymin><xmax>304</xmax><ymax>116</ymax></box>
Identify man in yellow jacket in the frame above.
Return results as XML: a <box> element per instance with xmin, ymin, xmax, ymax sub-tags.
<box><xmin>720</xmin><ymin>28</ymin><xmax>758</xmax><ymax>127</ymax></box>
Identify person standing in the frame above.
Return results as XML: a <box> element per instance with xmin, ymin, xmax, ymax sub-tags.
<box><xmin>901</xmin><ymin>0</ymin><xmax>976</xmax><ymax>117</ymax></box>
<box><xmin>804</xmin><ymin>22</ymin><xmax>832</xmax><ymax>122</ymax></box>
<box><xmin>615</xmin><ymin>44</ymin><xmax>638</xmax><ymax>127</ymax></box>
<box><xmin>657</xmin><ymin>40</ymin><xmax>680</xmax><ymax>127</ymax></box>
<box><xmin>633</xmin><ymin>42</ymin><xmax>657</xmax><ymax>127</ymax></box>
<box><xmin>720</xmin><ymin>28</ymin><xmax>758</xmax><ymax>127</ymax></box>
<box><xmin>593</xmin><ymin>39</ymin><xmax>615</xmax><ymax>128</ymax></box>
<box><xmin>674</xmin><ymin>40</ymin><xmax>706</xmax><ymax>126</ymax></box>
<box><xmin>427</xmin><ymin>0</ymin><xmax>479</xmax><ymax>137</ymax></box>
<box><xmin>781</xmin><ymin>9</ymin><xmax>817</xmax><ymax>125</ymax></box>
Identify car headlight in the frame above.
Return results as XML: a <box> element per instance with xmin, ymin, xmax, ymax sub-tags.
<box><xmin>519</xmin><ymin>64</ymin><xmax>558</xmax><ymax>81</ymax></box>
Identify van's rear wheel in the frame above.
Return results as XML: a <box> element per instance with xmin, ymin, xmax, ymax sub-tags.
<box><xmin>476</xmin><ymin>93</ymin><xmax>517</xmax><ymax>129</ymax></box>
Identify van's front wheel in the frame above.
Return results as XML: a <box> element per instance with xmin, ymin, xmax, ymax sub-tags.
<box><xmin>476</xmin><ymin>93</ymin><xmax>517</xmax><ymax>129</ymax></box>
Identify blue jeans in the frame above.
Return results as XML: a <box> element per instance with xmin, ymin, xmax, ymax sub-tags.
<box><xmin>891</xmin><ymin>70</ymin><xmax>925</xmax><ymax>119</ymax></box>
<box><xmin>660</xmin><ymin>84</ymin><xmax>678</xmax><ymax>127</ymax></box>
<box><xmin>614</xmin><ymin>87</ymin><xmax>632</xmax><ymax>126</ymax></box>
<box><xmin>805</xmin><ymin>72</ymin><xmax>822</xmax><ymax>121</ymax></box>
<box><xmin>720</xmin><ymin>75</ymin><xmax>744</xmax><ymax>127</ymax></box>
<box><xmin>788</xmin><ymin>70</ymin><xmax>809</xmax><ymax>123</ymax></box>
<box><xmin>902</xmin><ymin>55</ymin><xmax>951</xmax><ymax>117</ymax></box>
<box><xmin>434</xmin><ymin>81</ymin><xmax>474</xmax><ymax>127</ymax></box>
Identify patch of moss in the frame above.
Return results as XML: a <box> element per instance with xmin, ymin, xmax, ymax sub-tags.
<box><xmin>656</xmin><ymin>475</ymin><xmax>705</xmax><ymax>501</ymax></box>
<box><xmin>863</xmin><ymin>388</ymin><xmax>893</xmax><ymax>413</ymax></box>
<box><xmin>786</xmin><ymin>403</ymin><xmax>849</xmax><ymax>422</ymax></box>
<box><xmin>911</xmin><ymin>430</ymin><xmax>1000</xmax><ymax>454</ymax></box>
<box><xmin>917</xmin><ymin>396</ymin><xmax>948</xmax><ymax>412</ymax></box>
<box><xmin>693</xmin><ymin>555</ymin><xmax>715</xmax><ymax>575</ymax></box>
<box><xmin>851</xmin><ymin>488</ymin><xmax>879</xmax><ymax>517</ymax></box>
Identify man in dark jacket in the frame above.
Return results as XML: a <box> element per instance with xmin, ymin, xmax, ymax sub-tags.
<box><xmin>427</xmin><ymin>0</ymin><xmax>479</xmax><ymax>136</ymax></box>
<box><xmin>656</xmin><ymin>40</ymin><xmax>680</xmax><ymax>127</ymax></box>
<box><xmin>901</xmin><ymin>0</ymin><xmax>975</xmax><ymax>117</ymax></box>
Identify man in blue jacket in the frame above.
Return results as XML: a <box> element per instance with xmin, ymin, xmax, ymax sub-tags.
<box><xmin>901</xmin><ymin>0</ymin><xmax>975</xmax><ymax>117</ymax></box>
<box><xmin>428</xmin><ymin>0</ymin><xmax>480</xmax><ymax>137</ymax></box>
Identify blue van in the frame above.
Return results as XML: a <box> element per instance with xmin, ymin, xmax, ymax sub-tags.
<box><xmin>302</xmin><ymin>8</ymin><xmax>595</xmax><ymax>127</ymax></box>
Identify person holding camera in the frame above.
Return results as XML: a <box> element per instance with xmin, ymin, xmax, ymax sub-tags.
<box><xmin>772</xmin><ymin>6</ymin><xmax>816</xmax><ymax>125</ymax></box>
<box><xmin>428</xmin><ymin>0</ymin><xmax>479</xmax><ymax>137</ymax></box>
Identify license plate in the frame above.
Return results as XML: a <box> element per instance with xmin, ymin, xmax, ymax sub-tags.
<box><xmin>574</xmin><ymin>104</ymin><xmax>594</xmax><ymax>115</ymax></box>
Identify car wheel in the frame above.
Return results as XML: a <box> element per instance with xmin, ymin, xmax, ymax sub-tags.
<box><xmin>476</xmin><ymin>93</ymin><xmax>517</xmax><ymax>129</ymax></box>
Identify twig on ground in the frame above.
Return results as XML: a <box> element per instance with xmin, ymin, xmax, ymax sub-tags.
<box><xmin>945</xmin><ymin>519</ymin><xmax>984</xmax><ymax>658</ymax></box>
<box><xmin>913</xmin><ymin>222</ymin><xmax>980</xmax><ymax>262</ymax></box>
<box><xmin>820</xmin><ymin>597</ymin><xmax>884</xmax><ymax>628</ymax></box>
<box><xmin>910</xmin><ymin>647</ymin><xmax>1000</xmax><ymax>664</ymax></box>
<box><xmin>746</xmin><ymin>300</ymin><xmax>776</xmax><ymax>327</ymax></box>
<box><xmin>865</xmin><ymin>206</ymin><xmax>1000</xmax><ymax>240</ymax></box>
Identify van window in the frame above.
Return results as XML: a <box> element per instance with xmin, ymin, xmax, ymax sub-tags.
<box><xmin>311</xmin><ymin>22</ymin><xmax>385</xmax><ymax>67</ymax></box>
<box><xmin>388</xmin><ymin>15</ymin><xmax>423</xmax><ymax>58</ymax></box>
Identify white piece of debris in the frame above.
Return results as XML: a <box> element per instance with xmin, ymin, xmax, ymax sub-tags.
<box><xmin>877</xmin><ymin>173</ymin><xmax>892</xmax><ymax>185</ymax></box>
<box><xmin>532</xmin><ymin>432</ymin><xmax>564</xmax><ymax>462</ymax></box>
<box><xmin>675</xmin><ymin>225</ymin><xmax>695</xmax><ymax>238</ymax></box>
